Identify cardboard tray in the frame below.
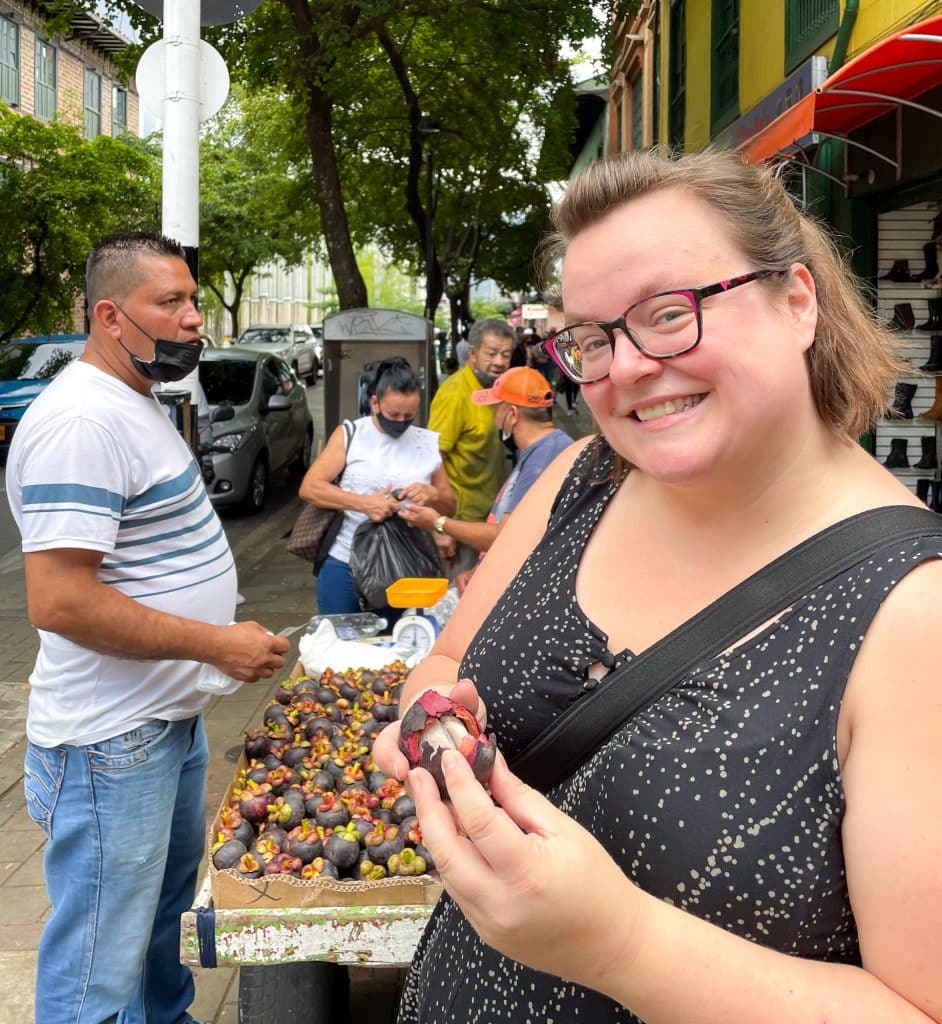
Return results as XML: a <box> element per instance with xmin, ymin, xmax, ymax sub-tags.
<box><xmin>209</xmin><ymin>659</ymin><xmax>443</xmax><ymax>911</ymax></box>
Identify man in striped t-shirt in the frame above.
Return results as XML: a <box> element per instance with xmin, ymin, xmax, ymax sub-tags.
<box><xmin>7</xmin><ymin>233</ymin><xmax>289</xmax><ymax>1024</ymax></box>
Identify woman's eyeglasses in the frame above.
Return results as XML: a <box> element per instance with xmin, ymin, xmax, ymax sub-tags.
<box><xmin>542</xmin><ymin>269</ymin><xmax>787</xmax><ymax>384</ymax></box>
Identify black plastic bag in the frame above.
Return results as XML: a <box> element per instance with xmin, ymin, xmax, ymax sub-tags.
<box><xmin>349</xmin><ymin>516</ymin><xmax>442</xmax><ymax>608</ymax></box>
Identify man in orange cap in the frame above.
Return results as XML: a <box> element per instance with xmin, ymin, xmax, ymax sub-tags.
<box><xmin>399</xmin><ymin>367</ymin><xmax>573</xmax><ymax>572</ymax></box>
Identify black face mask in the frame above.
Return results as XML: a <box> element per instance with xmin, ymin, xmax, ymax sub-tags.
<box><xmin>376</xmin><ymin>412</ymin><xmax>412</xmax><ymax>438</ymax></box>
<box><xmin>471</xmin><ymin>365</ymin><xmax>496</xmax><ymax>388</ymax></box>
<box><xmin>113</xmin><ymin>302</ymin><xmax>203</xmax><ymax>383</ymax></box>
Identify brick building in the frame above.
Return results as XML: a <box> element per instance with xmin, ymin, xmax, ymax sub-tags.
<box><xmin>0</xmin><ymin>0</ymin><xmax>138</xmax><ymax>138</ymax></box>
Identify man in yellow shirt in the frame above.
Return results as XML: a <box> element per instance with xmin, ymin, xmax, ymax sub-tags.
<box><xmin>429</xmin><ymin>318</ymin><xmax>513</xmax><ymax>572</ymax></box>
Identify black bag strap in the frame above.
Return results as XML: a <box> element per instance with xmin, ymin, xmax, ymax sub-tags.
<box><xmin>510</xmin><ymin>505</ymin><xmax>942</xmax><ymax>792</ymax></box>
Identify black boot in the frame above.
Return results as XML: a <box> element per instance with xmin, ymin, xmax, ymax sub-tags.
<box><xmin>882</xmin><ymin>437</ymin><xmax>910</xmax><ymax>468</ymax></box>
<box><xmin>890</xmin><ymin>381</ymin><xmax>917</xmax><ymax>419</ymax></box>
<box><xmin>915</xmin><ymin>242</ymin><xmax>940</xmax><ymax>281</ymax></box>
<box><xmin>916</xmin><ymin>297</ymin><xmax>942</xmax><ymax>331</ymax></box>
<box><xmin>925</xmin><ymin>481</ymin><xmax>942</xmax><ymax>514</ymax></box>
<box><xmin>916</xmin><ymin>478</ymin><xmax>932</xmax><ymax>505</ymax></box>
<box><xmin>881</xmin><ymin>259</ymin><xmax>913</xmax><ymax>282</ymax></box>
<box><xmin>890</xmin><ymin>303</ymin><xmax>915</xmax><ymax>332</ymax></box>
<box><xmin>914</xmin><ymin>435</ymin><xmax>939</xmax><ymax>469</ymax></box>
<box><xmin>920</xmin><ymin>335</ymin><xmax>942</xmax><ymax>373</ymax></box>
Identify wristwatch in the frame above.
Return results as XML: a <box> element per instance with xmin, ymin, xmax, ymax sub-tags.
<box><xmin>434</xmin><ymin>515</ymin><xmax>447</xmax><ymax>535</ymax></box>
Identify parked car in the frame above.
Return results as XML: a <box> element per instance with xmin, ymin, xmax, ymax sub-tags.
<box><xmin>235</xmin><ymin>325</ymin><xmax>320</xmax><ymax>385</ymax></box>
<box><xmin>0</xmin><ymin>334</ymin><xmax>87</xmax><ymax>460</ymax></box>
<box><xmin>292</xmin><ymin>323</ymin><xmax>323</xmax><ymax>374</ymax></box>
<box><xmin>198</xmin><ymin>348</ymin><xmax>314</xmax><ymax>514</ymax></box>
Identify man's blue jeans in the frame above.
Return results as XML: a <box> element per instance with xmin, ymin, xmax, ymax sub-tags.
<box><xmin>24</xmin><ymin>716</ymin><xmax>209</xmax><ymax>1024</ymax></box>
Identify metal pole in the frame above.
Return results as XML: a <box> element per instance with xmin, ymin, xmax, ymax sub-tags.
<box><xmin>162</xmin><ymin>0</ymin><xmax>201</xmax><ymax>281</ymax></box>
<box><xmin>424</xmin><ymin>147</ymin><xmax>434</xmax><ymax>322</ymax></box>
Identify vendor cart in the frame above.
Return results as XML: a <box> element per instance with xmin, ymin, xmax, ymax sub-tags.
<box><xmin>180</xmin><ymin>582</ymin><xmax>450</xmax><ymax>1021</ymax></box>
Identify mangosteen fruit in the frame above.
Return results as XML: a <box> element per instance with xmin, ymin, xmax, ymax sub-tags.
<box><xmin>364</xmin><ymin>824</ymin><xmax>404</xmax><ymax>866</ymax></box>
<box><xmin>314</xmin><ymin>793</ymin><xmax>350</xmax><ymax>831</ymax></box>
<box><xmin>238</xmin><ymin>783</ymin><xmax>275</xmax><ymax>823</ymax></box>
<box><xmin>236</xmin><ymin>853</ymin><xmax>265</xmax><ymax>879</ymax></box>
<box><xmin>301</xmin><ymin>857</ymin><xmax>339</xmax><ymax>880</ymax></box>
<box><xmin>324</xmin><ymin>824</ymin><xmax>360</xmax><ymax>871</ymax></box>
<box><xmin>212</xmin><ymin>838</ymin><xmax>248</xmax><ymax>870</ymax></box>
<box><xmin>286</xmin><ymin>821</ymin><xmax>324</xmax><ymax>864</ymax></box>
<box><xmin>390</xmin><ymin>794</ymin><xmax>416</xmax><ymax>823</ymax></box>
<box><xmin>398</xmin><ymin>690</ymin><xmax>497</xmax><ymax>796</ymax></box>
<box><xmin>265</xmin><ymin>852</ymin><xmax>303</xmax><ymax>876</ymax></box>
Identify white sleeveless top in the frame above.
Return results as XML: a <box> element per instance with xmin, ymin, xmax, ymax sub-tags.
<box><xmin>329</xmin><ymin>415</ymin><xmax>442</xmax><ymax>563</ymax></box>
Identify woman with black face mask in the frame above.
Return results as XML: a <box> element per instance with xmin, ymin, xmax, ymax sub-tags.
<box><xmin>299</xmin><ymin>356</ymin><xmax>456</xmax><ymax>621</ymax></box>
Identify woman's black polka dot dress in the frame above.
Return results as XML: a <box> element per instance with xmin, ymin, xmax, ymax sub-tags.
<box><xmin>398</xmin><ymin>440</ymin><xmax>942</xmax><ymax>1024</ymax></box>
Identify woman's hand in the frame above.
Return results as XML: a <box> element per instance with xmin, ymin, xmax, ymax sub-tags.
<box><xmin>361</xmin><ymin>487</ymin><xmax>397</xmax><ymax>522</ymax></box>
<box><xmin>373</xmin><ymin>678</ymin><xmax>486</xmax><ymax>781</ymax></box>
<box><xmin>410</xmin><ymin>749</ymin><xmax>642</xmax><ymax>994</ymax></box>
<box><xmin>396</xmin><ymin>482</ymin><xmax>437</xmax><ymax>506</ymax></box>
<box><xmin>397</xmin><ymin>503</ymin><xmax>439</xmax><ymax>532</ymax></box>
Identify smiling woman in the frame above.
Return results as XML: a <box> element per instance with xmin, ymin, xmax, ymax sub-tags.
<box><xmin>371</xmin><ymin>149</ymin><xmax>942</xmax><ymax>1024</ymax></box>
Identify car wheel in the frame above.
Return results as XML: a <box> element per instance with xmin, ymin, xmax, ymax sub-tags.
<box><xmin>305</xmin><ymin>358</ymin><xmax>318</xmax><ymax>386</ymax></box>
<box><xmin>240</xmin><ymin>456</ymin><xmax>268</xmax><ymax>515</ymax></box>
<box><xmin>293</xmin><ymin>427</ymin><xmax>314</xmax><ymax>474</ymax></box>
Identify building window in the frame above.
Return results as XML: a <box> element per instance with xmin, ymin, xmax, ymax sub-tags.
<box><xmin>631</xmin><ymin>75</ymin><xmax>643</xmax><ymax>151</ymax></box>
<box><xmin>84</xmin><ymin>68</ymin><xmax>101</xmax><ymax>139</ymax></box>
<box><xmin>668</xmin><ymin>0</ymin><xmax>686</xmax><ymax>148</ymax></box>
<box><xmin>35</xmin><ymin>39</ymin><xmax>56</xmax><ymax>121</ymax></box>
<box><xmin>112</xmin><ymin>86</ymin><xmax>127</xmax><ymax>136</ymax></box>
<box><xmin>785</xmin><ymin>0</ymin><xmax>838</xmax><ymax>74</ymax></box>
<box><xmin>711</xmin><ymin>0</ymin><xmax>740</xmax><ymax>134</ymax></box>
<box><xmin>0</xmin><ymin>15</ymin><xmax>19</xmax><ymax>107</ymax></box>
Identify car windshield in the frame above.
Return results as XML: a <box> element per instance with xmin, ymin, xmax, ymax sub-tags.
<box><xmin>238</xmin><ymin>328</ymin><xmax>290</xmax><ymax>346</ymax></box>
<box><xmin>0</xmin><ymin>341</ymin><xmax>85</xmax><ymax>381</ymax></box>
<box><xmin>199</xmin><ymin>360</ymin><xmax>256</xmax><ymax>406</ymax></box>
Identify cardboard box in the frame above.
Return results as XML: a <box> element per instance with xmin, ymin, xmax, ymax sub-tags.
<box><xmin>209</xmin><ymin>660</ymin><xmax>443</xmax><ymax>910</ymax></box>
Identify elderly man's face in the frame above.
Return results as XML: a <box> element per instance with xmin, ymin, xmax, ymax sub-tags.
<box><xmin>469</xmin><ymin>332</ymin><xmax>513</xmax><ymax>377</ymax></box>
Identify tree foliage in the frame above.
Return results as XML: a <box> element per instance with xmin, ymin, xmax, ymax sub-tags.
<box><xmin>0</xmin><ymin>104</ymin><xmax>159</xmax><ymax>342</ymax></box>
<box><xmin>198</xmin><ymin>87</ymin><xmax>321</xmax><ymax>337</ymax></box>
<box><xmin>89</xmin><ymin>0</ymin><xmax>635</xmax><ymax>328</ymax></box>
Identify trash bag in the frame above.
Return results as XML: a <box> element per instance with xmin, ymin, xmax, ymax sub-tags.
<box><xmin>349</xmin><ymin>516</ymin><xmax>442</xmax><ymax>609</ymax></box>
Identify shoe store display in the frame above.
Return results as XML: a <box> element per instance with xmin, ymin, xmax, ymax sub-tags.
<box><xmin>915</xmin><ymin>242</ymin><xmax>940</xmax><ymax>282</ymax></box>
<box><xmin>914</xmin><ymin>435</ymin><xmax>939</xmax><ymax>470</ymax></box>
<box><xmin>880</xmin><ymin>259</ymin><xmax>914</xmax><ymax>282</ymax></box>
<box><xmin>882</xmin><ymin>437</ymin><xmax>910</xmax><ymax>468</ymax></box>
<box><xmin>890</xmin><ymin>381</ymin><xmax>917</xmax><ymax>419</ymax></box>
<box><xmin>920</xmin><ymin>335</ymin><xmax>942</xmax><ymax>373</ymax></box>
<box><xmin>889</xmin><ymin>302</ymin><xmax>915</xmax><ymax>332</ymax></box>
<box><xmin>916</xmin><ymin>297</ymin><xmax>942</xmax><ymax>331</ymax></box>
<box><xmin>921</xmin><ymin>376</ymin><xmax>942</xmax><ymax>421</ymax></box>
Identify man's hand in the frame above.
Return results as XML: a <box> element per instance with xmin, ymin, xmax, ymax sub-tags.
<box><xmin>209</xmin><ymin>622</ymin><xmax>289</xmax><ymax>683</ymax></box>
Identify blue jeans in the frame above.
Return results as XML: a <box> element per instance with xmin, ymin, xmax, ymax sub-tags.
<box><xmin>24</xmin><ymin>716</ymin><xmax>209</xmax><ymax>1024</ymax></box>
<box><xmin>316</xmin><ymin>555</ymin><xmax>402</xmax><ymax>626</ymax></box>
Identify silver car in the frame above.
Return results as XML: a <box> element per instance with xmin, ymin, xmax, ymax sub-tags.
<box><xmin>235</xmin><ymin>325</ymin><xmax>320</xmax><ymax>385</ymax></box>
<box><xmin>199</xmin><ymin>348</ymin><xmax>314</xmax><ymax>514</ymax></box>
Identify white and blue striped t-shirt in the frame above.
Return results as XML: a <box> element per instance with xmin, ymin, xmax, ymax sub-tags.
<box><xmin>7</xmin><ymin>360</ymin><xmax>237</xmax><ymax>747</ymax></box>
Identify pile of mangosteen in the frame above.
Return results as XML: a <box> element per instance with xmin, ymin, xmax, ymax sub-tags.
<box><xmin>211</xmin><ymin>662</ymin><xmax>434</xmax><ymax>883</ymax></box>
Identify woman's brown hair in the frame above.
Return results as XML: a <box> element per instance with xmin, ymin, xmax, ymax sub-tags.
<box><xmin>539</xmin><ymin>148</ymin><xmax>903</xmax><ymax>442</ymax></box>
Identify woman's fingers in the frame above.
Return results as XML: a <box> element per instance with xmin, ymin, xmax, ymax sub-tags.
<box><xmin>371</xmin><ymin>720</ymin><xmax>408</xmax><ymax>780</ymax></box>
<box><xmin>450</xmin><ymin>678</ymin><xmax>486</xmax><ymax>727</ymax></box>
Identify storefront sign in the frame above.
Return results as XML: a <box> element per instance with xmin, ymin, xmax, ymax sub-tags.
<box><xmin>717</xmin><ymin>56</ymin><xmax>828</xmax><ymax>150</ymax></box>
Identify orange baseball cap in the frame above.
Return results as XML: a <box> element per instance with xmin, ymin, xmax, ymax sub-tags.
<box><xmin>471</xmin><ymin>367</ymin><xmax>554</xmax><ymax>408</ymax></box>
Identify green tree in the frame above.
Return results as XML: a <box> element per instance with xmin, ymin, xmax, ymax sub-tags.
<box><xmin>198</xmin><ymin>88</ymin><xmax>321</xmax><ymax>337</ymax></box>
<box><xmin>0</xmin><ymin>104</ymin><xmax>158</xmax><ymax>341</ymax></box>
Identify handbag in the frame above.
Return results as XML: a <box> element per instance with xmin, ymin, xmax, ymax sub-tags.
<box><xmin>509</xmin><ymin>505</ymin><xmax>942</xmax><ymax>793</ymax></box>
<box><xmin>286</xmin><ymin>420</ymin><xmax>355</xmax><ymax>570</ymax></box>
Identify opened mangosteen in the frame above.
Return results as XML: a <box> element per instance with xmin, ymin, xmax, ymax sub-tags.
<box><xmin>398</xmin><ymin>690</ymin><xmax>497</xmax><ymax>796</ymax></box>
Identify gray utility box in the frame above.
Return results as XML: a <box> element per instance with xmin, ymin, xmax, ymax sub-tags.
<box><xmin>323</xmin><ymin>308</ymin><xmax>438</xmax><ymax>437</ymax></box>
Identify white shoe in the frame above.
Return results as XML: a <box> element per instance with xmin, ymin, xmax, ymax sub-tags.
<box><xmin>235</xmin><ymin>592</ymin><xmax>246</xmax><ymax>606</ymax></box>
